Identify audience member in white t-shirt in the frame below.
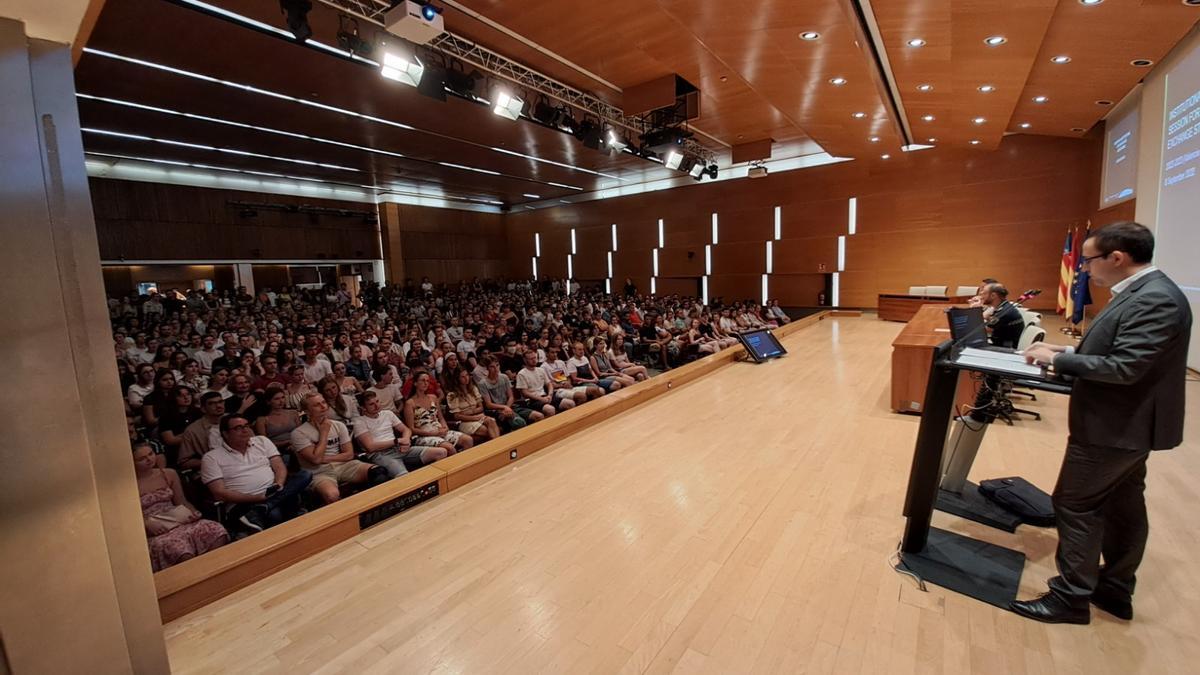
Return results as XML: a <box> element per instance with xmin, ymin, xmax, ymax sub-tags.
<box><xmin>368</xmin><ymin>366</ymin><xmax>402</xmax><ymax>413</ymax></box>
<box><xmin>126</xmin><ymin>364</ymin><xmax>156</xmax><ymax>411</ymax></box>
<box><xmin>200</xmin><ymin>413</ymin><xmax>311</xmax><ymax>532</ymax></box>
<box><xmin>542</xmin><ymin>353</ymin><xmax>589</xmax><ymax>408</ymax></box>
<box><xmin>352</xmin><ymin>390</ymin><xmax>425</xmax><ymax>477</ymax></box>
<box><xmin>516</xmin><ymin>350</ymin><xmax>570</xmax><ymax>413</ymax></box>
<box><xmin>301</xmin><ymin>343</ymin><xmax>333</xmax><ymax>384</ymax></box>
<box><xmin>290</xmin><ymin>393</ymin><xmax>381</xmax><ymax>504</ymax></box>
<box><xmin>565</xmin><ymin>342</ymin><xmax>609</xmax><ymax>398</ymax></box>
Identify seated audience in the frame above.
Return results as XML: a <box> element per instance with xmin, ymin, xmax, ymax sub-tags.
<box><xmin>175</xmin><ymin>392</ymin><xmax>225</xmax><ymax>472</ymax></box>
<box><xmin>291</xmin><ymin>393</ymin><xmax>382</xmax><ymax>504</ymax></box>
<box><xmin>566</xmin><ymin>341</ymin><xmax>613</xmax><ymax>396</ymax></box>
<box><xmin>318</xmin><ymin>375</ymin><xmax>359</xmax><ymax>425</ymax></box>
<box><xmin>134</xmin><ymin>440</ymin><xmax>228</xmax><ymax>571</ymax></box>
<box><xmin>351</xmin><ymin>390</ymin><xmax>419</xmax><ymax>477</ymax></box>
<box><xmin>404</xmin><ymin>372</ymin><xmax>472</xmax><ymax>454</ymax></box>
<box><xmin>516</xmin><ymin>350</ymin><xmax>567</xmax><ymax>414</ymax></box>
<box><xmin>446</xmin><ymin>368</ymin><xmax>501</xmax><ymax>442</ymax></box>
<box><xmin>477</xmin><ymin>355</ymin><xmax>540</xmax><ymax>429</ymax></box>
<box><xmin>253</xmin><ymin>385</ymin><xmax>302</xmax><ymax>453</ymax></box>
<box><xmin>202</xmin><ymin>414</ymin><xmax>312</xmax><ymax>531</ymax></box>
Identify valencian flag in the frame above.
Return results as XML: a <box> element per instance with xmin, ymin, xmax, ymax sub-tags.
<box><xmin>1070</xmin><ymin>225</ymin><xmax>1093</xmax><ymax>325</ymax></box>
<box><xmin>1057</xmin><ymin>226</ymin><xmax>1075</xmax><ymax>314</ymax></box>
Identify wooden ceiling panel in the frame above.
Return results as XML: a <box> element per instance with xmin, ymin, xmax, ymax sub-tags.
<box><xmin>1012</xmin><ymin>0</ymin><xmax>1199</xmax><ymax>137</ymax></box>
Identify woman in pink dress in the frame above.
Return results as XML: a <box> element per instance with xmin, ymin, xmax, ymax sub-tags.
<box><xmin>133</xmin><ymin>441</ymin><xmax>228</xmax><ymax>571</ymax></box>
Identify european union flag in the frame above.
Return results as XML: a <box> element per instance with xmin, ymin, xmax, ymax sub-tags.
<box><xmin>1070</xmin><ymin>228</ymin><xmax>1092</xmax><ymax>325</ymax></box>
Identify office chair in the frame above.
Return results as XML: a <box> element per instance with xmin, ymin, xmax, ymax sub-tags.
<box><xmin>954</xmin><ymin>285</ymin><xmax>978</xmax><ymax>297</ymax></box>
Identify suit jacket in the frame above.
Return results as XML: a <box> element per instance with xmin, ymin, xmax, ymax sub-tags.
<box><xmin>1054</xmin><ymin>270</ymin><xmax>1191</xmax><ymax>450</ymax></box>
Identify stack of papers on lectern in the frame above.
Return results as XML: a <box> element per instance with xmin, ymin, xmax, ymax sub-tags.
<box><xmin>954</xmin><ymin>347</ymin><xmax>1045</xmax><ymax>378</ymax></box>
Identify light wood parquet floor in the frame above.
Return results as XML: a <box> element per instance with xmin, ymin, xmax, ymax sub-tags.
<box><xmin>164</xmin><ymin>315</ymin><xmax>1200</xmax><ymax>674</ymax></box>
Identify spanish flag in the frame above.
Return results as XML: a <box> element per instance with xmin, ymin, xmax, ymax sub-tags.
<box><xmin>1057</xmin><ymin>226</ymin><xmax>1075</xmax><ymax>314</ymax></box>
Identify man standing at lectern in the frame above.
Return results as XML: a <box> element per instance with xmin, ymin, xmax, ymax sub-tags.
<box><xmin>1013</xmin><ymin>221</ymin><xmax>1190</xmax><ymax>624</ymax></box>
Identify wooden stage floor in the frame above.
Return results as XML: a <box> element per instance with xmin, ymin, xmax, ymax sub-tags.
<box><xmin>164</xmin><ymin>316</ymin><xmax>1200</xmax><ymax>674</ymax></box>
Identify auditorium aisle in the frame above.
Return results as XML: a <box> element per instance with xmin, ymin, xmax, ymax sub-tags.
<box><xmin>164</xmin><ymin>316</ymin><xmax>1200</xmax><ymax>674</ymax></box>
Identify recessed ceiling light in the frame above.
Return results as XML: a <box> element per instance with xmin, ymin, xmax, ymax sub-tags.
<box><xmin>1071</xmin><ymin>127</ymin><xmax>1086</xmax><ymax>132</ymax></box>
<box><xmin>869</xmin><ymin>136</ymin><xmax>880</xmax><ymax>142</ymax></box>
<box><xmin>973</xmin><ymin>117</ymin><xmax>987</xmax><ymax>124</ymax></box>
<box><xmin>1019</xmin><ymin>122</ymin><xmax>1032</xmax><ymax>129</ymax></box>
<box><xmin>1096</xmin><ymin>99</ymin><xmax>1113</xmax><ymax>106</ymax></box>
<box><xmin>1131</xmin><ymin>59</ymin><xmax>1154</xmax><ymax>67</ymax></box>
<box><xmin>977</xmin><ymin>84</ymin><xmax>996</xmax><ymax>92</ymax></box>
<box><xmin>928</xmin><ymin>138</ymin><xmax>937</xmax><ymax>143</ymax></box>
<box><xmin>1080</xmin><ymin>0</ymin><xmax>1103</xmax><ymax>5</ymax></box>
<box><xmin>922</xmin><ymin>115</ymin><xmax>935</xmax><ymax>122</ymax></box>
<box><xmin>970</xmin><ymin>139</ymin><xmax>981</xmax><ymax>145</ymax></box>
<box><xmin>1033</xmin><ymin>95</ymin><xmax>1049</xmax><ymax>103</ymax></box>
<box><xmin>984</xmin><ymin>36</ymin><xmax>1007</xmax><ymax>46</ymax></box>
<box><xmin>917</xmin><ymin>83</ymin><xmax>933</xmax><ymax>91</ymax></box>
<box><xmin>1051</xmin><ymin>55</ymin><xmax>1071</xmax><ymax>64</ymax></box>
<box><xmin>907</xmin><ymin>38</ymin><xmax>926</xmax><ymax>47</ymax></box>
<box><xmin>852</xmin><ymin>111</ymin><xmax>866</xmax><ymax>118</ymax></box>
<box><xmin>881</xmin><ymin>154</ymin><xmax>891</xmax><ymax>159</ymax></box>
<box><xmin>829</xmin><ymin>77</ymin><xmax>848</xmax><ymax>85</ymax></box>
<box><xmin>523</xmin><ymin>193</ymin><xmax>540</xmax><ymax>199</ymax></box>
<box><xmin>1183</xmin><ymin>0</ymin><xmax>1200</xmax><ymax>6</ymax></box>
<box><xmin>799</xmin><ymin>31</ymin><xmax>820</xmax><ymax>40</ymax></box>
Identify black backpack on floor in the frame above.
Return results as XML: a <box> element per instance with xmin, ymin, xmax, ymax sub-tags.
<box><xmin>978</xmin><ymin>477</ymin><xmax>1055</xmax><ymax>527</ymax></box>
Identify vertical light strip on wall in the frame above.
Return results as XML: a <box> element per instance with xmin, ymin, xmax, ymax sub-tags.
<box><xmin>711</xmin><ymin>213</ymin><xmax>719</xmax><ymax>244</ymax></box>
<box><xmin>532</xmin><ymin>256</ymin><xmax>538</xmax><ymax>280</ymax></box>
<box><xmin>702</xmin><ymin>275</ymin><xmax>709</xmax><ymax>305</ymax></box>
<box><xmin>607</xmin><ymin>251</ymin><xmax>613</xmax><ymax>278</ymax></box>
<box><xmin>652</xmin><ymin>248</ymin><xmax>659</xmax><ymax>276</ymax></box>
<box><xmin>774</xmin><ymin>206</ymin><xmax>781</xmax><ymax>240</ymax></box>
<box><xmin>832</xmin><ymin>272</ymin><xmax>840</xmax><ymax>307</ymax></box>
<box><xmin>570</xmin><ymin>228</ymin><xmax>577</xmax><ymax>254</ymax></box>
<box><xmin>704</xmin><ymin>245</ymin><xmax>712</xmax><ymax>275</ymax></box>
<box><xmin>567</xmin><ymin>254</ymin><xmax>573</xmax><ymax>279</ymax></box>
<box><xmin>606</xmin><ymin>278</ymin><xmax>611</xmax><ymax>294</ymax></box>
<box><xmin>651</xmin><ymin>277</ymin><xmax>657</xmax><ymax>295</ymax></box>
<box><xmin>838</xmin><ymin>235</ymin><xmax>846</xmax><ymax>272</ymax></box>
<box><xmin>765</xmin><ymin>241</ymin><xmax>774</xmax><ymax>274</ymax></box>
<box><xmin>761</xmin><ymin>274</ymin><xmax>769</xmax><ymax>306</ymax></box>
<box><xmin>848</xmin><ymin>197</ymin><xmax>857</xmax><ymax>235</ymax></box>
<box><xmin>534</xmin><ymin>232</ymin><xmax>541</xmax><ymax>257</ymax></box>
<box><xmin>658</xmin><ymin>218</ymin><xmax>665</xmax><ymax>248</ymax></box>
<box><xmin>611</xmin><ymin>223</ymin><xmax>618</xmax><ymax>250</ymax></box>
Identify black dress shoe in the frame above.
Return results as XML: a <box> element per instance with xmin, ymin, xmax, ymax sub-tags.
<box><xmin>1009</xmin><ymin>592</ymin><xmax>1091</xmax><ymax>624</ymax></box>
<box><xmin>1090</xmin><ymin>588</ymin><xmax>1133</xmax><ymax>620</ymax></box>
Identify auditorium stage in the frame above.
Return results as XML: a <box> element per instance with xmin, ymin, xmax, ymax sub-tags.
<box><xmin>164</xmin><ymin>316</ymin><xmax>1200</xmax><ymax>674</ymax></box>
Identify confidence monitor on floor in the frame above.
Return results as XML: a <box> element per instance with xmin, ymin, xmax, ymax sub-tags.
<box><xmin>737</xmin><ymin>328</ymin><xmax>787</xmax><ymax>363</ymax></box>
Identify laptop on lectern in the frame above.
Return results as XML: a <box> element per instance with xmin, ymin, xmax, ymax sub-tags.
<box><xmin>947</xmin><ymin>307</ymin><xmax>988</xmax><ymax>348</ymax></box>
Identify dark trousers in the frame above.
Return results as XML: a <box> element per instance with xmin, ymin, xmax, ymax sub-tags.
<box><xmin>1048</xmin><ymin>439</ymin><xmax>1151</xmax><ymax>605</ymax></box>
<box><xmin>229</xmin><ymin>470</ymin><xmax>312</xmax><ymax>527</ymax></box>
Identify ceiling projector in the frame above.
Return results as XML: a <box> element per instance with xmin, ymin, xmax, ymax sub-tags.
<box><xmin>384</xmin><ymin>1</ymin><xmax>445</xmax><ymax>45</ymax></box>
<box><xmin>748</xmin><ymin>164</ymin><xmax>768</xmax><ymax>179</ymax></box>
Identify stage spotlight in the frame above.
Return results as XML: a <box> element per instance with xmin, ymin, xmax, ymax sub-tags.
<box><xmin>337</xmin><ymin>17</ymin><xmax>373</xmax><ymax>56</ymax></box>
<box><xmin>704</xmin><ymin>164</ymin><xmax>718</xmax><ymax>180</ymax></box>
<box><xmin>492</xmin><ymin>87</ymin><xmax>524</xmax><ymax>120</ymax></box>
<box><xmin>415</xmin><ymin>63</ymin><xmax>447</xmax><ymax>101</ymax></box>
<box><xmin>689</xmin><ymin>161</ymin><xmax>705</xmax><ymax>179</ymax></box>
<box><xmin>444</xmin><ymin>67</ymin><xmax>482</xmax><ymax>98</ymax></box>
<box><xmin>577</xmin><ymin>119</ymin><xmax>604</xmax><ymax>149</ymax></box>
<box><xmin>380</xmin><ymin>45</ymin><xmax>424</xmax><ymax>86</ymax></box>
<box><xmin>556</xmin><ymin>107</ymin><xmax>579</xmax><ymax>133</ymax></box>
<box><xmin>279</xmin><ymin>0</ymin><xmax>313</xmax><ymax>42</ymax></box>
<box><xmin>606</xmin><ymin>128</ymin><xmax>628</xmax><ymax>152</ymax></box>
<box><xmin>679</xmin><ymin>155</ymin><xmax>697</xmax><ymax>175</ymax></box>
<box><xmin>531</xmin><ymin>97</ymin><xmax>557</xmax><ymax>125</ymax></box>
<box><xmin>663</xmin><ymin>150</ymin><xmax>684</xmax><ymax>170</ymax></box>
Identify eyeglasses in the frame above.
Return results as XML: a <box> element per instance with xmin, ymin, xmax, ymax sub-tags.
<box><xmin>1080</xmin><ymin>252</ymin><xmax>1110</xmax><ymax>266</ymax></box>
<box><xmin>227</xmin><ymin>423</ymin><xmax>251</xmax><ymax>431</ymax></box>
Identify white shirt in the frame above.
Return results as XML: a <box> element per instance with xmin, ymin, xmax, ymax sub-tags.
<box><xmin>200</xmin><ymin>435</ymin><xmax>279</xmax><ymax>496</ymax></box>
<box><xmin>302</xmin><ymin>358</ymin><xmax>333</xmax><ymax>384</ymax></box>
<box><xmin>290</xmin><ymin>420</ymin><xmax>351</xmax><ymax>467</ymax></box>
<box><xmin>351</xmin><ymin>410</ymin><xmax>403</xmax><ymax>446</ymax></box>
<box><xmin>195</xmin><ymin>348</ymin><xmax>221</xmax><ymax>373</ymax></box>
<box><xmin>516</xmin><ymin>367</ymin><xmax>551</xmax><ymax>398</ymax></box>
<box><xmin>127</xmin><ymin>383</ymin><xmax>153</xmax><ymax>408</ymax></box>
<box><xmin>1109</xmin><ymin>265</ymin><xmax>1158</xmax><ymax>297</ymax></box>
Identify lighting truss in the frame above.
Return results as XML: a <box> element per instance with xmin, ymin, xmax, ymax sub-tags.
<box><xmin>313</xmin><ymin>0</ymin><xmax>717</xmax><ymax>167</ymax></box>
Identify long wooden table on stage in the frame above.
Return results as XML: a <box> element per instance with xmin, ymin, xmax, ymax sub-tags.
<box><xmin>878</xmin><ymin>293</ymin><xmax>970</xmax><ymax>322</ymax></box>
<box><xmin>891</xmin><ymin>303</ymin><xmax>975</xmax><ymax>414</ymax></box>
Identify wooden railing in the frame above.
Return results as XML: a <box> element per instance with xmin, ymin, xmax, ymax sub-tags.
<box><xmin>154</xmin><ymin>311</ymin><xmax>830</xmax><ymax>621</ymax></box>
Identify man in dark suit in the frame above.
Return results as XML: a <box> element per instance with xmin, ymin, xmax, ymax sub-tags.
<box><xmin>1013</xmin><ymin>222</ymin><xmax>1191</xmax><ymax>624</ymax></box>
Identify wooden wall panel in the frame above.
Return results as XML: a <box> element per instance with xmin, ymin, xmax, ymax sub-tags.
<box><xmin>656</xmin><ymin>277</ymin><xmax>700</xmax><ymax>297</ymax></box>
<box><xmin>781</xmin><ymin>199</ymin><xmax>848</xmax><ymax>239</ymax></box>
<box><xmin>506</xmin><ymin>134</ymin><xmax>1101</xmax><ymax>308</ymax></box>
<box><xmin>90</xmin><ymin>179</ymin><xmax>380</xmax><ymax>261</ymax></box>
<box><xmin>712</xmin><ymin>240</ymin><xmax>766</xmax><ymax>276</ymax></box>
<box><xmin>709</xmin><ymin>274</ymin><xmax>762</xmax><ymax>304</ymax></box>
<box><xmin>384</xmin><ymin>203</ymin><xmax>508</xmax><ymax>285</ymax></box>
<box><xmin>573</xmin><ymin>250</ymin><xmax>607</xmax><ymax>280</ymax></box>
<box><xmin>659</xmin><ymin>246</ymin><xmax>705</xmax><ymax>278</ymax></box>
<box><xmin>773</xmin><ymin>237</ymin><xmax>838</xmax><ymax>275</ymax></box>
<box><xmin>769</xmin><ymin>274</ymin><xmax>827</xmax><ymax>307</ymax></box>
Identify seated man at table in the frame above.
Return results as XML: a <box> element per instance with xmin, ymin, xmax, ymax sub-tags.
<box><xmin>979</xmin><ymin>283</ymin><xmax>1025</xmax><ymax>349</ymax></box>
<box><xmin>200</xmin><ymin>413</ymin><xmax>311</xmax><ymax>532</ymax></box>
